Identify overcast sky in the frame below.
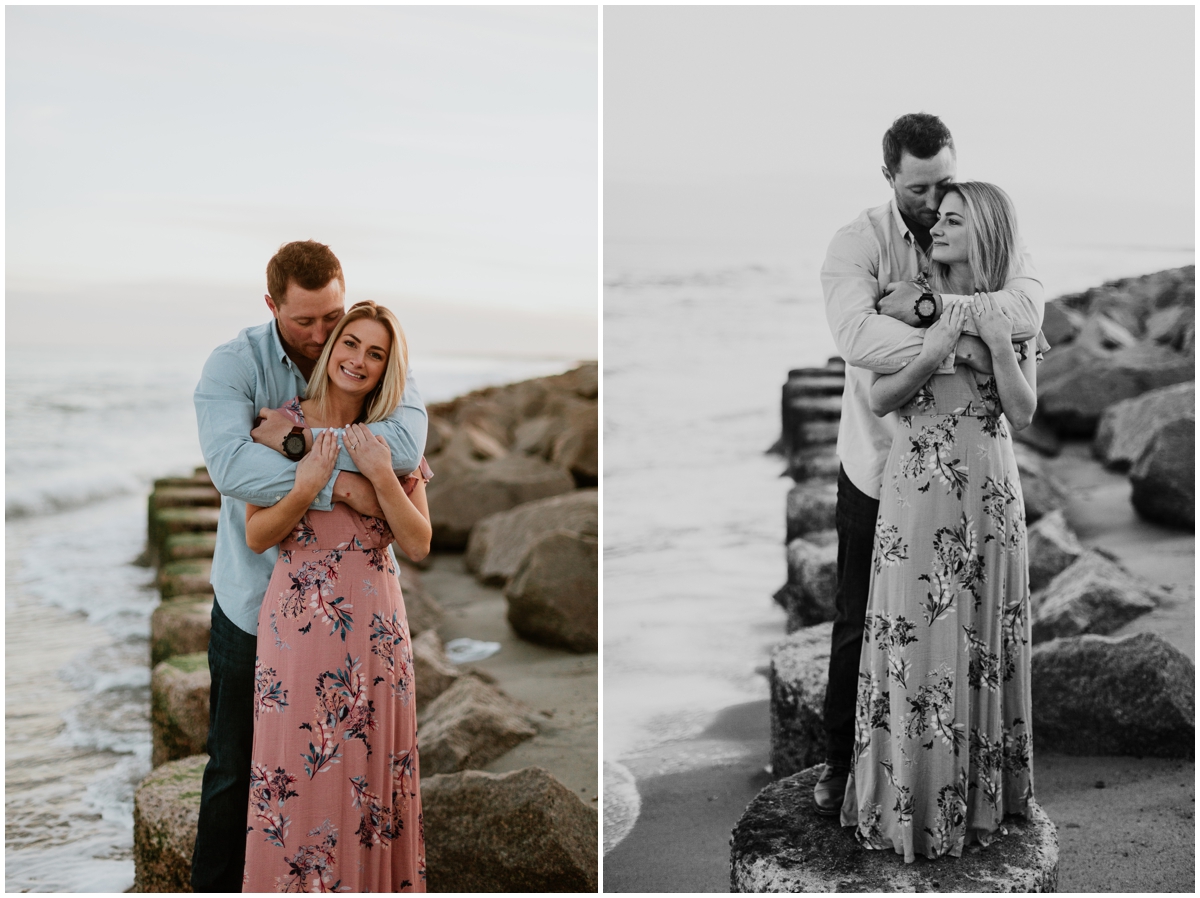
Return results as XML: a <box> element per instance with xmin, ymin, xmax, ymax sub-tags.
<box><xmin>8</xmin><ymin>6</ymin><xmax>598</xmax><ymax>317</ymax></box>
<box><xmin>606</xmin><ymin>6</ymin><xmax>1194</xmax><ymax>264</ymax></box>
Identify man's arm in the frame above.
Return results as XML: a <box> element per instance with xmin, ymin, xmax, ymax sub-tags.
<box><xmin>312</xmin><ymin>372</ymin><xmax>428</xmax><ymax>476</ymax></box>
<box><xmin>822</xmin><ymin>224</ymin><xmax>926</xmax><ymax>375</ymax></box>
<box><xmin>194</xmin><ymin>346</ymin><xmax>321</xmax><ymax>508</ymax></box>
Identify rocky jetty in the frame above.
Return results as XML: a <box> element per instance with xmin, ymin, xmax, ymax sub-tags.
<box><xmin>750</xmin><ymin>269</ymin><xmax>1194</xmax><ymax>887</ymax></box>
<box><xmin>134</xmin><ymin>364</ymin><xmax>598</xmax><ymax>892</ymax></box>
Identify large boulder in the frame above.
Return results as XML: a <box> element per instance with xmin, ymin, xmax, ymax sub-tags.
<box><xmin>427</xmin><ymin>454</ymin><xmax>576</xmax><ymax>549</ymax></box>
<box><xmin>1025</xmin><ymin>510</ymin><xmax>1085</xmax><ymax>594</ymax></box>
<box><xmin>1040</xmin><ymin>300</ymin><xmax>1084</xmax><ymax>346</ymax></box>
<box><xmin>1130</xmin><ymin>417</ymin><xmax>1195</xmax><ymax>530</ymax></box>
<box><xmin>156</xmin><ymin>559</ymin><xmax>213</xmax><ymax>600</ymax></box>
<box><xmin>151</xmin><ymin>653</ymin><xmax>210</xmax><ymax>767</ymax></box>
<box><xmin>769</xmin><ymin>623</ymin><xmax>832</xmax><ymax>779</ymax></box>
<box><xmin>1013</xmin><ymin>443</ymin><xmax>1067</xmax><ymax>524</ymax></box>
<box><xmin>397</xmin><ymin>560</ymin><xmax>443</xmax><ymax>636</ymax></box>
<box><xmin>412</xmin><ymin>629</ymin><xmax>460</xmax><ymax>709</ymax></box>
<box><xmin>785</xmin><ymin>481</ymin><xmax>837</xmax><ymax>542</ymax></box>
<box><xmin>1052</xmin><ymin>266</ymin><xmax>1194</xmax><ymax>337</ymax></box>
<box><xmin>550</xmin><ymin>407</ymin><xmax>598</xmax><ymax>485</ymax></box>
<box><xmin>1037</xmin><ymin>341</ymin><xmax>1194</xmax><ymax>437</ymax></box>
<box><xmin>416</xmin><ymin>676</ymin><xmax>538</xmax><ymax>775</ymax></box>
<box><xmin>422</xmin><ymin>766</ymin><xmax>598</xmax><ymax>892</ymax></box>
<box><xmin>1092</xmin><ymin>381</ymin><xmax>1195</xmax><ymax>471</ymax></box>
<box><xmin>729</xmin><ymin>766</ymin><xmax>1058</xmax><ymax>892</ymax></box>
<box><xmin>1031</xmin><ymin>632</ymin><xmax>1194</xmax><ymax>758</ymax></box>
<box><xmin>466</xmin><ymin>490</ymin><xmax>598</xmax><ymax>585</ymax></box>
<box><xmin>150</xmin><ymin>594</ymin><xmax>213</xmax><ymax>666</ymax></box>
<box><xmin>775</xmin><ymin>533</ymin><xmax>838</xmax><ymax>632</ymax></box>
<box><xmin>1031</xmin><ymin>551</ymin><xmax>1160</xmax><ymax>643</ymax></box>
<box><xmin>1145</xmin><ymin>304</ymin><xmax>1196</xmax><ymax>352</ymax></box>
<box><xmin>505</xmin><ymin>530</ymin><xmax>598</xmax><ymax>653</ymax></box>
<box><xmin>133</xmin><ymin>753</ymin><xmax>207</xmax><ymax>892</ymax></box>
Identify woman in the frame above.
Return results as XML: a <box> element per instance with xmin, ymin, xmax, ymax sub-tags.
<box><xmin>242</xmin><ymin>300</ymin><xmax>431</xmax><ymax>891</ymax></box>
<box><xmin>841</xmin><ymin>182</ymin><xmax>1046</xmax><ymax>862</ymax></box>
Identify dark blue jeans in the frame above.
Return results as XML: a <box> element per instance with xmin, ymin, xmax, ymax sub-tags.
<box><xmin>821</xmin><ymin>465</ymin><xmax>880</xmax><ymax>768</ymax></box>
<box><xmin>191</xmin><ymin>597</ymin><xmax>256</xmax><ymax>893</ymax></box>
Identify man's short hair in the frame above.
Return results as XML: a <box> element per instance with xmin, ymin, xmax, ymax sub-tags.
<box><xmin>882</xmin><ymin>113</ymin><xmax>954</xmax><ymax>175</ymax></box>
<box><xmin>267</xmin><ymin>240</ymin><xmax>345</xmax><ymax>304</ymax></box>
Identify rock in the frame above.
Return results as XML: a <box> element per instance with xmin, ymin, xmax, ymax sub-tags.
<box><xmin>1074</xmin><ymin>314</ymin><xmax>1139</xmax><ymax>351</ymax></box>
<box><xmin>505</xmin><ymin>530</ymin><xmax>598</xmax><ymax>652</ymax></box>
<box><xmin>151</xmin><ymin>653</ymin><xmax>210</xmax><ymax>767</ymax></box>
<box><xmin>150</xmin><ymin>594</ymin><xmax>213</xmax><ymax>666</ymax></box>
<box><xmin>786</xmin><ymin>444</ymin><xmax>842</xmax><ymax>483</ymax></box>
<box><xmin>1145</xmin><ymin>304</ymin><xmax>1195</xmax><ymax>351</ymax></box>
<box><xmin>785</xmin><ymin>481</ymin><xmax>837</xmax><ymax>542</ymax></box>
<box><xmin>416</xmin><ymin>676</ymin><xmax>538</xmax><ymax>775</ymax></box>
<box><xmin>461</xmin><ymin>423</ymin><xmax>510</xmax><ymax>460</ymax></box>
<box><xmin>551</xmin><ymin>408</ymin><xmax>598</xmax><ymax>485</ymax></box>
<box><xmin>466</xmin><ymin>490</ymin><xmax>598</xmax><ymax>585</ymax></box>
<box><xmin>1013</xmin><ymin>443</ymin><xmax>1067</xmax><ymax>524</ymax></box>
<box><xmin>1011</xmin><ymin>414</ymin><xmax>1062</xmax><ymax>457</ymax></box>
<box><xmin>1053</xmin><ymin>267</ymin><xmax>1194</xmax><ymax>338</ymax></box>
<box><xmin>776</xmin><ymin>535</ymin><xmax>838</xmax><ymax>632</ymax></box>
<box><xmin>1038</xmin><ymin>341</ymin><xmax>1194</xmax><ymax>437</ymax></box>
<box><xmin>769</xmin><ymin>623</ymin><xmax>832</xmax><ymax>779</ymax></box>
<box><xmin>1031</xmin><ymin>632</ymin><xmax>1194</xmax><ymax>758</ymax></box>
<box><xmin>162</xmin><ymin>531</ymin><xmax>217</xmax><ymax>562</ymax></box>
<box><xmin>729</xmin><ymin>765</ymin><xmax>1058</xmax><ymax>892</ymax></box>
<box><xmin>1031</xmin><ymin>550</ymin><xmax>1160</xmax><ymax>642</ymax></box>
<box><xmin>1093</xmin><ymin>382</ymin><xmax>1194</xmax><ymax>471</ymax></box>
<box><xmin>427</xmin><ymin>453</ymin><xmax>576</xmax><ymax>549</ymax></box>
<box><xmin>133</xmin><ymin>753</ymin><xmax>207</xmax><ymax>892</ymax></box>
<box><xmin>149</xmin><ymin>506</ymin><xmax>221</xmax><ymax>563</ymax></box>
<box><xmin>412</xmin><ymin>629</ymin><xmax>460</xmax><ymax>709</ymax></box>
<box><xmin>157</xmin><ymin>559</ymin><xmax>212</xmax><ymax>600</ymax></box>
<box><xmin>513</xmin><ymin>415</ymin><xmax>565</xmax><ymax>457</ymax></box>
<box><xmin>1130</xmin><ymin>416</ymin><xmax>1195</xmax><ymax>530</ymax></box>
<box><xmin>1026</xmin><ymin>510</ymin><xmax>1085</xmax><ymax>594</ymax></box>
<box><xmin>397</xmin><ymin>561</ymin><xmax>443</xmax><ymax>636</ymax></box>
<box><xmin>1040</xmin><ymin>300</ymin><xmax>1084</xmax><ymax>346</ymax></box>
<box><xmin>422</xmin><ymin>766</ymin><xmax>597</xmax><ymax>892</ymax></box>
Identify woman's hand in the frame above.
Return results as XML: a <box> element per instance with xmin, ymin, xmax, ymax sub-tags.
<box><xmin>974</xmin><ymin>292</ymin><xmax>1014</xmax><ymax>349</ymax></box>
<box><xmin>920</xmin><ymin>297</ymin><xmax>966</xmax><ymax>362</ymax></box>
<box><xmin>294</xmin><ymin>429</ymin><xmax>339</xmax><ymax>498</ymax></box>
<box><xmin>343</xmin><ymin>423</ymin><xmax>395</xmax><ymax>486</ymax></box>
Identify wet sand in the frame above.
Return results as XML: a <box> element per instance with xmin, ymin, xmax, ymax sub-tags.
<box><xmin>419</xmin><ymin>553</ymin><xmax>597</xmax><ymax>805</ymax></box>
<box><xmin>603</xmin><ymin>441</ymin><xmax>1195</xmax><ymax>892</ymax></box>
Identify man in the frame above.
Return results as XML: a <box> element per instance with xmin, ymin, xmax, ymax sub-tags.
<box><xmin>191</xmin><ymin>240</ymin><xmax>427</xmax><ymax>890</ymax></box>
<box><xmin>814</xmin><ymin>113</ymin><xmax>1044</xmax><ymax>814</ymax></box>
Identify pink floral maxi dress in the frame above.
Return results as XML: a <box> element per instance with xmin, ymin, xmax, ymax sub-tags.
<box><xmin>244</xmin><ymin>399</ymin><xmax>429</xmax><ymax>892</ymax></box>
<box><xmin>841</xmin><ymin>338</ymin><xmax>1046</xmax><ymax>863</ymax></box>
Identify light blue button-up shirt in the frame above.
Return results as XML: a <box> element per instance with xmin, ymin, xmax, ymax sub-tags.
<box><xmin>194</xmin><ymin>320</ymin><xmax>427</xmax><ymax>634</ymax></box>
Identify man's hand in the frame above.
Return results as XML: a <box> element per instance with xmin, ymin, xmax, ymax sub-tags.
<box><xmin>955</xmin><ymin>334</ymin><xmax>994</xmax><ymax>374</ymax></box>
<box><xmin>251</xmin><ymin>407</ymin><xmax>306</xmax><ymax>456</ymax></box>
<box><xmin>877</xmin><ymin>281</ymin><xmax>928</xmax><ymax>326</ymax></box>
<box><xmin>333</xmin><ymin>470</ymin><xmax>385</xmax><ymax>519</ymax></box>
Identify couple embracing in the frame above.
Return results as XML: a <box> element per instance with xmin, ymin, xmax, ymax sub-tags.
<box><xmin>817</xmin><ymin>113</ymin><xmax>1048</xmax><ymax>863</ymax></box>
<box><xmin>192</xmin><ymin>241</ymin><xmax>430</xmax><ymax>891</ymax></box>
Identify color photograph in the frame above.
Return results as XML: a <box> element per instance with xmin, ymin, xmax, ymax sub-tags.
<box><xmin>7</xmin><ymin>6</ymin><xmax>597</xmax><ymax>892</ymax></box>
<box><xmin>603</xmin><ymin>5</ymin><xmax>1193</xmax><ymax>892</ymax></box>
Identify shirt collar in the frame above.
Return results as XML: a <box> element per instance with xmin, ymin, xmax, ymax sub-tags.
<box><xmin>889</xmin><ymin>198</ymin><xmax>915</xmax><ymax>246</ymax></box>
<box><xmin>268</xmin><ymin>319</ymin><xmax>297</xmax><ymax>371</ymax></box>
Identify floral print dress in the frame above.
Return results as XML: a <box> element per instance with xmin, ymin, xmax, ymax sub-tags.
<box><xmin>841</xmin><ymin>337</ymin><xmax>1047</xmax><ymax>864</ymax></box>
<box><xmin>244</xmin><ymin>399</ymin><xmax>431</xmax><ymax>892</ymax></box>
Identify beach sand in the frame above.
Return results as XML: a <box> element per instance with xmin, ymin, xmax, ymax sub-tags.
<box><xmin>602</xmin><ymin>441</ymin><xmax>1195</xmax><ymax>892</ymax></box>
<box><xmin>419</xmin><ymin>553</ymin><xmax>598</xmax><ymax>805</ymax></box>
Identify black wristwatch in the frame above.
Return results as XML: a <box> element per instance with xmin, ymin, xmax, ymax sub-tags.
<box><xmin>915</xmin><ymin>293</ymin><xmax>937</xmax><ymax>326</ymax></box>
<box><xmin>282</xmin><ymin>426</ymin><xmax>306</xmax><ymax>461</ymax></box>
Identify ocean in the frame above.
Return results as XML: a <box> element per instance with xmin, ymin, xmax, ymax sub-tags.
<box><xmin>601</xmin><ymin>236</ymin><xmax>1195</xmax><ymax>851</ymax></box>
<box><xmin>4</xmin><ymin>334</ymin><xmax>582</xmax><ymax>892</ymax></box>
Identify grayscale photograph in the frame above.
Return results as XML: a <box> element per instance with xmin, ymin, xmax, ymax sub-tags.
<box><xmin>603</xmin><ymin>5</ymin><xmax>1193</xmax><ymax>892</ymax></box>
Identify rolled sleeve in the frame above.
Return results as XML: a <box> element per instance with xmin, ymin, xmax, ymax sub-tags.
<box><xmin>822</xmin><ymin>225</ymin><xmax>926</xmax><ymax>374</ymax></box>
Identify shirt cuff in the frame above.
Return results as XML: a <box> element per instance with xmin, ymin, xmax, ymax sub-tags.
<box><xmin>313</xmin><ymin>469</ymin><xmax>337</xmax><ymax>512</ymax></box>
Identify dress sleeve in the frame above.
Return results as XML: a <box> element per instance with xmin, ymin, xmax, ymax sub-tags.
<box><xmin>400</xmin><ymin>457</ymin><xmax>433</xmax><ymax>496</ymax></box>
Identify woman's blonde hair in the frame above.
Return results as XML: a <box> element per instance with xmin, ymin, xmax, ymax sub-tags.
<box><xmin>930</xmin><ymin>181</ymin><xmax>1020</xmax><ymax>293</ymax></box>
<box><xmin>306</xmin><ymin>301</ymin><xmax>408</xmax><ymax>424</ymax></box>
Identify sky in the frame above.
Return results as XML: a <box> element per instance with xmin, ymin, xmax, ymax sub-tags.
<box><xmin>7</xmin><ymin>6</ymin><xmax>598</xmax><ymax>330</ymax></box>
<box><xmin>605</xmin><ymin>5</ymin><xmax>1194</xmax><ymax>276</ymax></box>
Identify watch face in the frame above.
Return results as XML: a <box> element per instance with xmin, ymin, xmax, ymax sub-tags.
<box><xmin>284</xmin><ymin>432</ymin><xmax>305</xmax><ymax>457</ymax></box>
<box><xmin>917</xmin><ymin>296</ymin><xmax>936</xmax><ymax>319</ymax></box>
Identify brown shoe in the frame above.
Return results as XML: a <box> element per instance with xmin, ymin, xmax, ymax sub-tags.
<box><xmin>813</xmin><ymin>763</ymin><xmax>849</xmax><ymax>817</ymax></box>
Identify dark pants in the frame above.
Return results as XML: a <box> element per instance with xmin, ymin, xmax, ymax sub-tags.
<box><xmin>821</xmin><ymin>465</ymin><xmax>881</xmax><ymax>768</ymax></box>
<box><xmin>191</xmin><ymin>597</ymin><xmax>256</xmax><ymax>893</ymax></box>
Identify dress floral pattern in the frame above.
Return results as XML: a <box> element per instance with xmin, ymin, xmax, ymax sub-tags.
<box><xmin>841</xmin><ymin>337</ymin><xmax>1046</xmax><ymax>863</ymax></box>
<box><xmin>244</xmin><ymin>399</ymin><xmax>431</xmax><ymax>892</ymax></box>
